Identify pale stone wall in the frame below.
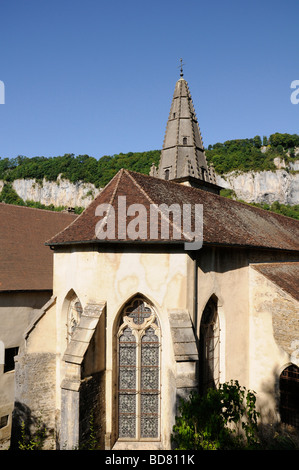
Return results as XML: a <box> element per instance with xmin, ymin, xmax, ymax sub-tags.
<box><xmin>248</xmin><ymin>266</ymin><xmax>299</xmax><ymax>421</ymax></box>
<box><xmin>53</xmin><ymin>246</ymin><xmax>190</xmax><ymax>450</ymax></box>
<box><xmin>12</xmin><ymin>299</ymin><xmax>57</xmax><ymax>449</ymax></box>
<box><xmin>0</xmin><ymin>291</ymin><xmax>51</xmax><ymax>448</ymax></box>
<box><xmin>196</xmin><ymin>246</ymin><xmax>250</xmax><ymax>387</ymax></box>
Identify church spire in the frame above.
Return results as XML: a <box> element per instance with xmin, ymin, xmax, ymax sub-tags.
<box><xmin>157</xmin><ymin>64</ymin><xmax>217</xmax><ymax>189</ymax></box>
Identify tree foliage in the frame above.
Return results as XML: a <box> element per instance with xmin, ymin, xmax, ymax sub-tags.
<box><xmin>171</xmin><ymin>381</ymin><xmax>260</xmax><ymax>450</ymax></box>
<box><xmin>0</xmin><ymin>150</ymin><xmax>161</xmax><ymax>188</ymax></box>
<box><xmin>0</xmin><ymin>133</ymin><xmax>298</xmax><ymax>219</ymax></box>
<box><xmin>206</xmin><ymin>133</ymin><xmax>299</xmax><ymax>174</ymax></box>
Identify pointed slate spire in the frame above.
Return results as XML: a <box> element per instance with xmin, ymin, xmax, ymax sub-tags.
<box><xmin>158</xmin><ymin>66</ymin><xmax>216</xmax><ymax>188</ymax></box>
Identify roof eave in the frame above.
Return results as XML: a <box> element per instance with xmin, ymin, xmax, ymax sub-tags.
<box><xmin>45</xmin><ymin>239</ymin><xmax>299</xmax><ymax>253</ymax></box>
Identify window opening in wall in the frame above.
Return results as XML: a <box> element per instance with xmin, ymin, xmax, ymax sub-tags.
<box><xmin>279</xmin><ymin>364</ymin><xmax>299</xmax><ymax>429</ymax></box>
<box><xmin>199</xmin><ymin>297</ymin><xmax>220</xmax><ymax>394</ymax></box>
<box><xmin>117</xmin><ymin>297</ymin><xmax>161</xmax><ymax>441</ymax></box>
<box><xmin>4</xmin><ymin>347</ymin><xmax>19</xmax><ymax>373</ymax></box>
<box><xmin>0</xmin><ymin>415</ymin><xmax>8</xmax><ymax>429</ymax></box>
<box><xmin>183</xmin><ymin>137</ymin><xmax>188</xmax><ymax>145</ymax></box>
<box><xmin>67</xmin><ymin>296</ymin><xmax>83</xmax><ymax>342</ymax></box>
<box><xmin>164</xmin><ymin>168</ymin><xmax>170</xmax><ymax>180</ymax></box>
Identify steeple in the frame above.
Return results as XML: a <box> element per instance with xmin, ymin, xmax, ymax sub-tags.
<box><xmin>156</xmin><ymin>63</ymin><xmax>219</xmax><ymax>193</ymax></box>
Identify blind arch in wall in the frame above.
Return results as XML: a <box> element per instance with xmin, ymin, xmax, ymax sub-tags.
<box><xmin>67</xmin><ymin>294</ymin><xmax>83</xmax><ymax>342</ymax></box>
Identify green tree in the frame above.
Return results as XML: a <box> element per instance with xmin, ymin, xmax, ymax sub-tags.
<box><xmin>253</xmin><ymin>135</ymin><xmax>262</xmax><ymax>148</ymax></box>
<box><xmin>0</xmin><ymin>183</ymin><xmax>25</xmax><ymax>205</ymax></box>
<box><xmin>172</xmin><ymin>381</ymin><xmax>260</xmax><ymax>450</ymax></box>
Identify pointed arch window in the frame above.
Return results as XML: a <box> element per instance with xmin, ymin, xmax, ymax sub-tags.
<box><xmin>67</xmin><ymin>295</ymin><xmax>83</xmax><ymax>342</ymax></box>
<box><xmin>117</xmin><ymin>298</ymin><xmax>161</xmax><ymax>440</ymax></box>
<box><xmin>279</xmin><ymin>364</ymin><xmax>299</xmax><ymax>428</ymax></box>
<box><xmin>199</xmin><ymin>296</ymin><xmax>220</xmax><ymax>394</ymax></box>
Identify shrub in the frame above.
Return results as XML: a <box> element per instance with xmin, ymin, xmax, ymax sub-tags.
<box><xmin>172</xmin><ymin>380</ymin><xmax>260</xmax><ymax>450</ymax></box>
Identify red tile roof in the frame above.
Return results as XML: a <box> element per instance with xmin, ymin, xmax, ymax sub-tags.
<box><xmin>46</xmin><ymin>169</ymin><xmax>299</xmax><ymax>253</ymax></box>
<box><xmin>252</xmin><ymin>262</ymin><xmax>299</xmax><ymax>302</ymax></box>
<box><xmin>0</xmin><ymin>204</ymin><xmax>77</xmax><ymax>291</ymax></box>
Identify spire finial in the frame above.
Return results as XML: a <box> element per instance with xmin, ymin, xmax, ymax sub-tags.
<box><xmin>179</xmin><ymin>58</ymin><xmax>185</xmax><ymax>77</ymax></box>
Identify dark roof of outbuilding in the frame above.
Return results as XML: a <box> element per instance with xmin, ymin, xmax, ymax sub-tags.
<box><xmin>0</xmin><ymin>203</ymin><xmax>77</xmax><ymax>291</ymax></box>
<box><xmin>46</xmin><ymin>169</ymin><xmax>299</xmax><ymax>253</ymax></box>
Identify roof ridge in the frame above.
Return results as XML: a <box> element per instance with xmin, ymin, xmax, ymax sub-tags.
<box><xmin>46</xmin><ymin>170</ymin><xmax>124</xmax><ymax>244</ymax></box>
<box><xmin>124</xmin><ymin>170</ymin><xmax>194</xmax><ymax>242</ymax></box>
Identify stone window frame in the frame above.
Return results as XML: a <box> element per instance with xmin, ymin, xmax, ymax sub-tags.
<box><xmin>62</xmin><ymin>290</ymin><xmax>83</xmax><ymax>345</ymax></box>
<box><xmin>115</xmin><ymin>296</ymin><xmax>162</xmax><ymax>442</ymax></box>
<box><xmin>0</xmin><ymin>415</ymin><xmax>9</xmax><ymax>429</ymax></box>
<box><xmin>67</xmin><ymin>295</ymin><xmax>83</xmax><ymax>343</ymax></box>
<box><xmin>199</xmin><ymin>295</ymin><xmax>220</xmax><ymax>394</ymax></box>
<box><xmin>164</xmin><ymin>168</ymin><xmax>171</xmax><ymax>180</ymax></box>
<box><xmin>279</xmin><ymin>363</ymin><xmax>299</xmax><ymax>429</ymax></box>
<box><xmin>4</xmin><ymin>347</ymin><xmax>19</xmax><ymax>373</ymax></box>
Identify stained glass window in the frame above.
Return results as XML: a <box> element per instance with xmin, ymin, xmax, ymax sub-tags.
<box><xmin>117</xmin><ymin>298</ymin><xmax>161</xmax><ymax>440</ymax></box>
<box><xmin>279</xmin><ymin>365</ymin><xmax>299</xmax><ymax>429</ymax></box>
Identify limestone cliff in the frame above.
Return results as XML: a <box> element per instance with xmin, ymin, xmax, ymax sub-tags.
<box><xmin>216</xmin><ymin>159</ymin><xmax>299</xmax><ymax>205</ymax></box>
<box><xmin>0</xmin><ymin>159</ymin><xmax>298</xmax><ymax>208</ymax></box>
<box><xmin>10</xmin><ymin>175</ymin><xmax>101</xmax><ymax>209</ymax></box>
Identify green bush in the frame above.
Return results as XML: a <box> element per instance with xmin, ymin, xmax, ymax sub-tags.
<box><xmin>171</xmin><ymin>380</ymin><xmax>260</xmax><ymax>450</ymax></box>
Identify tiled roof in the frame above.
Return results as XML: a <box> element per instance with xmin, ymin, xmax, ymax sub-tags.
<box><xmin>252</xmin><ymin>262</ymin><xmax>299</xmax><ymax>302</ymax></box>
<box><xmin>46</xmin><ymin>169</ymin><xmax>299</xmax><ymax>253</ymax></box>
<box><xmin>0</xmin><ymin>204</ymin><xmax>77</xmax><ymax>291</ymax></box>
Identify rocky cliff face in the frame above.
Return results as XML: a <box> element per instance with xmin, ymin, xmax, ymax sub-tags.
<box><xmin>9</xmin><ymin>175</ymin><xmax>101</xmax><ymax>209</ymax></box>
<box><xmin>216</xmin><ymin>168</ymin><xmax>299</xmax><ymax>205</ymax></box>
<box><xmin>1</xmin><ymin>159</ymin><xmax>298</xmax><ymax>208</ymax></box>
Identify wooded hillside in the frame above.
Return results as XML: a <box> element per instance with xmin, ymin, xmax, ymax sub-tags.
<box><xmin>0</xmin><ymin>133</ymin><xmax>298</xmax><ymax>219</ymax></box>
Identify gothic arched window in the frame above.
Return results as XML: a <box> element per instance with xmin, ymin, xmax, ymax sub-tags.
<box><xmin>199</xmin><ymin>296</ymin><xmax>220</xmax><ymax>394</ymax></box>
<box><xmin>117</xmin><ymin>297</ymin><xmax>161</xmax><ymax>440</ymax></box>
<box><xmin>67</xmin><ymin>295</ymin><xmax>83</xmax><ymax>342</ymax></box>
<box><xmin>279</xmin><ymin>364</ymin><xmax>299</xmax><ymax>429</ymax></box>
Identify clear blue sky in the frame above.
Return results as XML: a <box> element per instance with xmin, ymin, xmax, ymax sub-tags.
<box><xmin>0</xmin><ymin>0</ymin><xmax>298</xmax><ymax>160</ymax></box>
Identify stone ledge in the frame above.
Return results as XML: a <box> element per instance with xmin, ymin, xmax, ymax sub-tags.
<box><xmin>62</xmin><ymin>302</ymin><xmax>106</xmax><ymax>365</ymax></box>
<box><xmin>168</xmin><ymin>309</ymin><xmax>199</xmax><ymax>362</ymax></box>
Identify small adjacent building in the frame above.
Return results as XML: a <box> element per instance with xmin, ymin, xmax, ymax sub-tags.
<box><xmin>0</xmin><ymin>204</ymin><xmax>76</xmax><ymax>448</ymax></box>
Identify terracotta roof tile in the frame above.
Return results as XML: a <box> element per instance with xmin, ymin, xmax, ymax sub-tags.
<box><xmin>46</xmin><ymin>169</ymin><xmax>299</xmax><ymax>253</ymax></box>
<box><xmin>0</xmin><ymin>204</ymin><xmax>77</xmax><ymax>291</ymax></box>
<box><xmin>252</xmin><ymin>262</ymin><xmax>299</xmax><ymax>302</ymax></box>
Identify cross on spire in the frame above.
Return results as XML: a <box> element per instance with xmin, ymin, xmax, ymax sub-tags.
<box><xmin>179</xmin><ymin>58</ymin><xmax>185</xmax><ymax>77</ymax></box>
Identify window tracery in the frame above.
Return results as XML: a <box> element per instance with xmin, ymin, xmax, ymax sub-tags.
<box><xmin>117</xmin><ymin>298</ymin><xmax>161</xmax><ymax>440</ymax></box>
<box><xmin>67</xmin><ymin>296</ymin><xmax>83</xmax><ymax>342</ymax></box>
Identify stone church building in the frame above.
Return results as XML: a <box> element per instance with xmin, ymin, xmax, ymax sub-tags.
<box><xmin>9</xmin><ymin>71</ymin><xmax>299</xmax><ymax>450</ymax></box>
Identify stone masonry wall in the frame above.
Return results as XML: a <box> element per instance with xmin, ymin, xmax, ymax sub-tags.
<box><xmin>79</xmin><ymin>371</ymin><xmax>106</xmax><ymax>449</ymax></box>
<box><xmin>11</xmin><ymin>352</ymin><xmax>57</xmax><ymax>449</ymax></box>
